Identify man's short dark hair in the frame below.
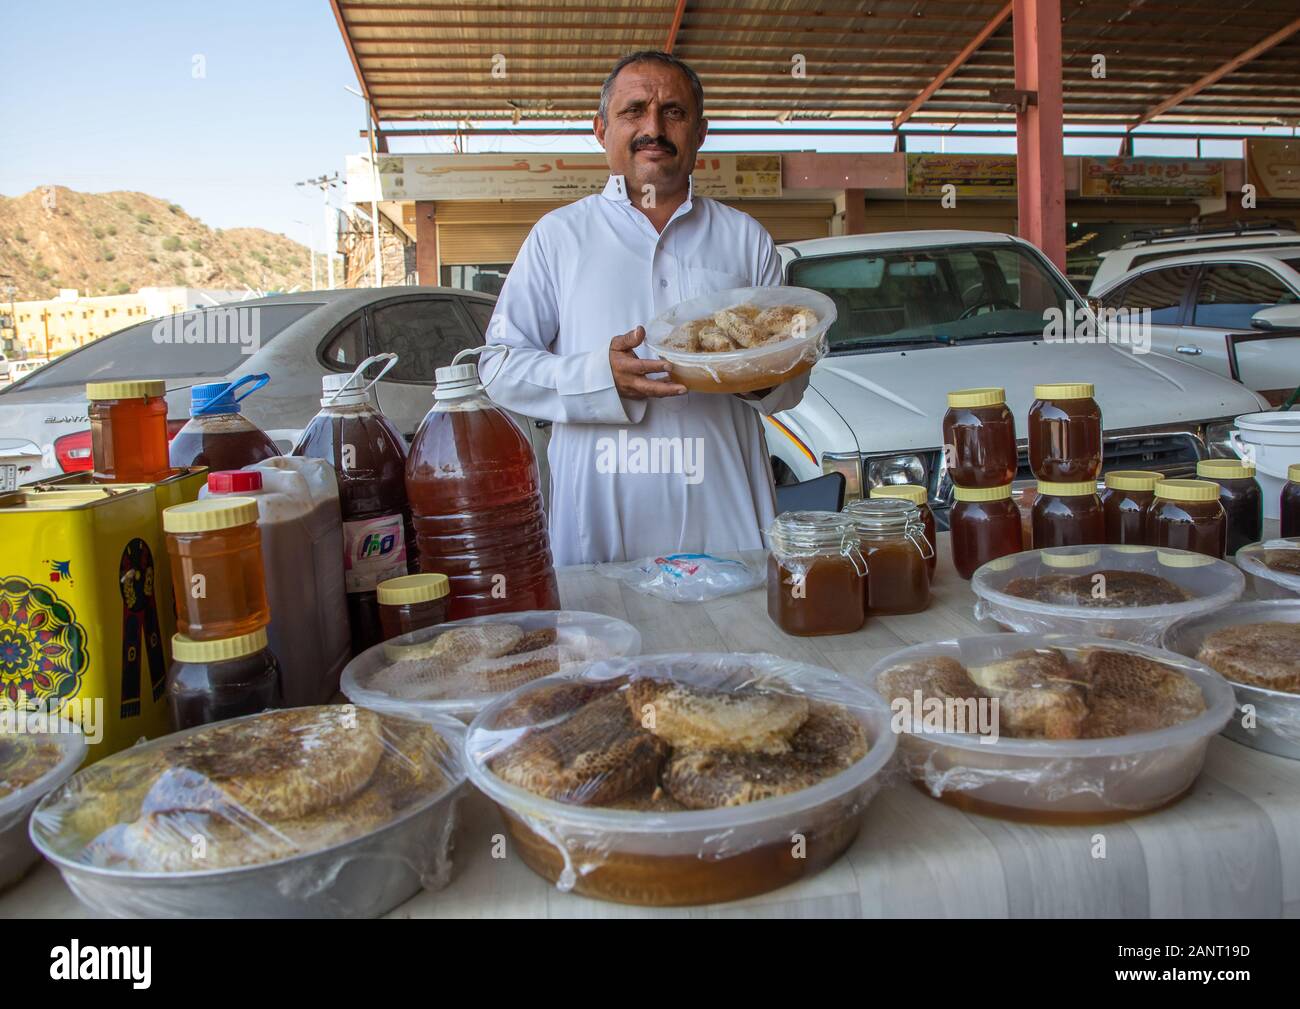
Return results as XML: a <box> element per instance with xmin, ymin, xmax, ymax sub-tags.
<box><xmin>598</xmin><ymin>51</ymin><xmax>704</xmax><ymax>123</ymax></box>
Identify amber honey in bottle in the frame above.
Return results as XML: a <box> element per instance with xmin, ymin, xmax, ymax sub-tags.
<box><xmin>766</xmin><ymin>511</ymin><xmax>866</xmax><ymax>636</ymax></box>
<box><xmin>377</xmin><ymin>572</ymin><xmax>451</xmax><ymax>642</ymax></box>
<box><xmin>167</xmin><ymin>628</ymin><xmax>282</xmax><ymax>731</ymax></box>
<box><xmin>86</xmin><ymin>379</ymin><xmax>174</xmax><ymax>484</ymax></box>
<box><xmin>406</xmin><ymin>354</ymin><xmax>560</xmax><ymax>621</ymax></box>
<box><xmin>950</xmin><ymin>483</ymin><xmax>1023</xmax><ymax>580</ymax></box>
<box><xmin>1102</xmin><ymin>470</ymin><xmax>1160</xmax><ymax>546</ymax></box>
<box><xmin>943</xmin><ymin>387</ymin><xmax>1018</xmax><ymax>488</ymax></box>
<box><xmin>845</xmin><ymin>497</ymin><xmax>932</xmax><ymax>615</ymax></box>
<box><xmin>1196</xmin><ymin>459</ymin><xmax>1261</xmax><ymax>556</ymax></box>
<box><xmin>1028</xmin><ymin>383</ymin><xmax>1102</xmax><ymax>483</ymax></box>
<box><xmin>870</xmin><ymin>484</ymin><xmax>936</xmax><ymax>577</ymax></box>
<box><xmin>1283</xmin><ymin>463</ymin><xmax>1300</xmax><ymax>538</ymax></box>
<box><xmin>163</xmin><ymin>497</ymin><xmax>270</xmax><ymax>640</ymax></box>
<box><xmin>1032</xmin><ymin>480</ymin><xmax>1105</xmax><ymax>549</ymax></box>
<box><xmin>169</xmin><ymin>375</ymin><xmax>280</xmax><ymax>472</ymax></box>
<box><xmin>1148</xmin><ymin>479</ymin><xmax>1227</xmax><ymax>559</ymax></box>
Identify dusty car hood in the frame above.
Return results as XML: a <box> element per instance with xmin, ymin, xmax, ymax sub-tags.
<box><xmin>806</xmin><ymin>340</ymin><xmax>1267</xmax><ymax>452</ymax></box>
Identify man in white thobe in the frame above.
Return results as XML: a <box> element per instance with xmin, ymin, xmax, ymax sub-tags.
<box><xmin>482</xmin><ymin>51</ymin><xmax>806</xmax><ymax>566</ymax></box>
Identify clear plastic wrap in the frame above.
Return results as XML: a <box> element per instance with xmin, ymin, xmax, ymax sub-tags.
<box><xmin>1162</xmin><ymin>599</ymin><xmax>1300</xmax><ymax>760</ymax></box>
<box><xmin>645</xmin><ymin>286</ymin><xmax>836</xmax><ymax>394</ymax></box>
<box><xmin>971</xmin><ymin>544</ymin><xmax>1244</xmax><ymax>645</ymax></box>
<box><xmin>596</xmin><ymin>552</ymin><xmax>763</xmax><ymax>602</ymax></box>
<box><xmin>1</xmin><ymin>712</ymin><xmax>86</xmax><ymax>890</ymax></box>
<box><xmin>29</xmin><ymin>706</ymin><xmax>466</xmax><ymax>917</ymax></box>
<box><xmin>340</xmin><ymin>610</ymin><xmax>642</xmax><ymax>723</ymax></box>
<box><xmin>1235</xmin><ymin>537</ymin><xmax>1300</xmax><ymax>599</ymax></box>
<box><xmin>464</xmin><ymin>652</ymin><xmax>895</xmax><ymax>906</ymax></box>
<box><xmin>866</xmin><ymin>633</ymin><xmax>1234</xmax><ymax>821</ymax></box>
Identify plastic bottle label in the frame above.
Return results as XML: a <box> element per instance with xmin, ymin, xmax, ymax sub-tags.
<box><xmin>341</xmin><ymin>514</ymin><xmax>407</xmax><ymax>593</ymax></box>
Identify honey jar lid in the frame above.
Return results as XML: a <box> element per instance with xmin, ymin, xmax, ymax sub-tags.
<box><xmin>953</xmin><ymin>483</ymin><xmax>1013</xmax><ymax>502</ymax></box>
<box><xmin>1111</xmin><ymin>545</ymin><xmax>1156</xmax><ymax>555</ymax></box>
<box><xmin>172</xmin><ymin>627</ymin><xmax>268</xmax><ymax>663</ymax></box>
<box><xmin>1035</xmin><ymin>479</ymin><xmax>1098</xmax><ymax>497</ymax></box>
<box><xmin>86</xmin><ymin>379</ymin><xmax>166</xmax><ymax>400</ymax></box>
<box><xmin>1104</xmin><ymin>470</ymin><xmax>1161</xmax><ymax>492</ymax></box>
<box><xmin>1157</xmin><ymin>548</ymin><xmax>1216</xmax><ymax>569</ymax></box>
<box><xmin>163</xmin><ymin>496</ymin><xmax>259</xmax><ymax>533</ymax></box>
<box><xmin>1033</xmin><ymin>382</ymin><xmax>1095</xmax><ymax>400</ymax></box>
<box><xmin>946</xmin><ymin>387</ymin><xmax>1005</xmax><ymax>408</ymax></box>
<box><xmin>1290</xmin><ymin>463</ymin><xmax>1300</xmax><ymax>482</ymax></box>
<box><xmin>377</xmin><ymin>573</ymin><xmax>450</xmax><ymax>605</ymax></box>
<box><xmin>1041</xmin><ymin>548</ymin><xmax>1101</xmax><ymax>569</ymax></box>
<box><xmin>1196</xmin><ymin>458</ymin><xmax>1255</xmax><ymax>480</ymax></box>
<box><xmin>1154</xmin><ymin>479</ymin><xmax>1219</xmax><ymax>503</ymax></box>
<box><xmin>870</xmin><ymin>483</ymin><xmax>928</xmax><ymax>506</ymax></box>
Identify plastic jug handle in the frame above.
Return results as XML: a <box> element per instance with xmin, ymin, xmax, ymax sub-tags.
<box><xmin>328</xmin><ymin>353</ymin><xmax>399</xmax><ymax>405</ymax></box>
<box><xmin>193</xmin><ymin>373</ymin><xmax>270</xmax><ymax>414</ymax></box>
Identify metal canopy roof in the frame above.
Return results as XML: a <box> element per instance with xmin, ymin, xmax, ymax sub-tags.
<box><xmin>332</xmin><ymin>1</ymin><xmax>1300</xmax><ymax>127</ymax></box>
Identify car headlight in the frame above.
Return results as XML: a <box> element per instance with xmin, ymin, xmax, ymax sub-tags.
<box><xmin>864</xmin><ymin>453</ymin><xmax>928</xmax><ymax>490</ymax></box>
<box><xmin>1201</xmin><ymin>421</ymin><xmax>1238</xmax><ymax>460</ymax></box>
<box><xmin>821</xmin><ymin>451</ymin><xmax>863</xmax><ymax>502</ymax></box>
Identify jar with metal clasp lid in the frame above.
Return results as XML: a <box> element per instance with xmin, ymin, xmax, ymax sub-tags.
<box><xmin>766</xmin><ymin>511</ymin><xmax>867</xmax><ymax>636</ymax></box>
<box><xmin>844</xmin><ymin>497</ymin><xmax>933</xmax><ymax>615</ymax></box>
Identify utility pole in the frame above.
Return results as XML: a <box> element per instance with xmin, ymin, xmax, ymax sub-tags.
<box><xmin>295</xmin><ymin>173</ymin><xmax>341</xmax><ymax>290</ymax></box>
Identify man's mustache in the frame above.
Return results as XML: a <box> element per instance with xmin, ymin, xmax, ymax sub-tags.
<box><xmin>631</xmin><ymin>136</ymin><xmax>677</xmax><ymax>156</ymax></box>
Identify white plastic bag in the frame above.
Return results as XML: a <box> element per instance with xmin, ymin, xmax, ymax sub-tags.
<box><xmin>597</xmin><ymin>552</ymin><xmax>763</xmax><ymax>602</ymax></box>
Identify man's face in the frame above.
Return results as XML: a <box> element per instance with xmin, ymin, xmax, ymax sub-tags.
<box><xmin>593</xmin><ymin>61</ymin><xmax>707</xmax><ymax>199</ymax></box>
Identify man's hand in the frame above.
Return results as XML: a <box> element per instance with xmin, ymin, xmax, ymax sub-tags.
<box><xmin>609</xmin><ymin>327</ymin><xmax>687</xmax><ymax>399</ymax></box>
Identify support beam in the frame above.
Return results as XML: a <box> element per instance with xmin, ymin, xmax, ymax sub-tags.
<box><xmin>665</xmin><ymin>0</ymin><xmax>687</xmax><ymax>53</ymax></box>
<box><xmin>415</xmin><ymin>201</ymin><xmax>439</xmax><ymax>286</ymax></box>
<box><xmin>1013</xmin><ymin>0</ymin><xmax>1065</xmax><ymax>271</ymax></box>
<box><xmin>841</xmin><ymin>189</ymin><xmax>867</xmax><ymax>235</ymax></box>
<box><xmin>329</xmin><ymin>0</ymin><xmax>383</xmax><ymax>127</ymax></box>
<box><xmin>892</xmin><ymin>1</ymin><xmax>1011</xmax><ymax>130</ymax></box>
<box><xmin>1129</xmin><ymin>17</ymin><xmax>1300</xmax><ymax>130</ymax></box>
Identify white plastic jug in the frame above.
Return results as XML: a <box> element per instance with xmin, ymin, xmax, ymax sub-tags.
<box><xmin>1229</xmin><ymin>411</ymin><xmax>1300</xmax><ymax>521</ymax></box>
<box><xmin>201</xmin><ymin>456</ymin><xmax>352</xmax><ymax>704</ymax></box>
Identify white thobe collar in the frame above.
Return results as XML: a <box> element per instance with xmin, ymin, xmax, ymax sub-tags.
<box><xmin>601</xmin><ymin>174</ymin><xmax>696</xmax><ymax>233</ymax></box>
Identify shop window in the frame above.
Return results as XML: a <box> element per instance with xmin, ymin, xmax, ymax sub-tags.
<box><xmin>1193</xmin><ymin>264</ymin><xmax>1296</xmax><ymax>330</ymax></box>
<box><xmin>369</xmin><ymin>297</ymin><xmax>480</xmax><ymax>383</ymax></box>
<box><xmin>1102</xmin><ymin>265</ymin><xmax>1193</xmax><ymax>324</ymax></box>
<box><xmin>441</xmin><ymin>264</ymin><xmax>510</xmax><ymax>297</ymax></box>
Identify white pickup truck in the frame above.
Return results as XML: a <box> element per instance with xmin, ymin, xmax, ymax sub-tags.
<box><xmin>767</xmin><ymin>230</ymin><xmax>1268</xmax><ymax>524</ymax></box>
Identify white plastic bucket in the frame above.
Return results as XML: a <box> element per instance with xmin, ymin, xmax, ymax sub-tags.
<box><xmin>1229</xmin><ymin>411</ymin><xmax>1300</xmax><ymax>521</ymax></box>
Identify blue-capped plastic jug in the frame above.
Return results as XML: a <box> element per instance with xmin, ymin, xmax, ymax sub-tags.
<box><xmin>169</xmin><ymin>373</ymin><xmax>281</xmax><ymax>471</ymax></box>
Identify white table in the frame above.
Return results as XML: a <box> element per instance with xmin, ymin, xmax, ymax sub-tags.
<box><xmin>6</xmin><ymin>536</ymin><xmax>1298</xmax><ymax>918</ymax></box>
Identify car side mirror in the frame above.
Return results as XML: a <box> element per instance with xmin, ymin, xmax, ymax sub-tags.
<box><xmin>1249</xmin><ymin>305</ymin><xmax>1300</xmax><ymax>330</ymax></box>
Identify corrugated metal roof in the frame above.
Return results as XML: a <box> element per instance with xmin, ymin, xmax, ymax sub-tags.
<box><xmin>333</xmin><ymin>0</ymin><xmax>1300</xmax><ymax>126</ymax></box>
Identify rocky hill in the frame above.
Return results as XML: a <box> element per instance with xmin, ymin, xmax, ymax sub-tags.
<box><xmin>0</xmin><ymin>187</ymin><xmax>313</xmax><ymax>300</ymax></box>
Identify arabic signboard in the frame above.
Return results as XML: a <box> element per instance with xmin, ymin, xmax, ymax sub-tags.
<box><xmin>904</xmin><ymin>154</ymin><xmax>1017</xmax><ymax>197</ymax></box>
<box><xmin>1246</xmin><ymin>138</ymin><xmax>1300</xmax><ymax>199</ymax></box>
<box><xmin>1079</xmin><ymin>157</ymin><xmax>1225</xmax><ymax>198</ymax></box>
<box><xmin>345</xmin><ymin>153</ymin><xmax>782</xmax><ymax>202</ymax></box>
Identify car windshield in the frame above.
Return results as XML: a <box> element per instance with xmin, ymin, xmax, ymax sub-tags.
<box><xmin>788</xmin><ymin>242</ymin><xmax>1074</xmax><ymax>350</ymax></box>
<box><xmin>8</xmin><ymin>302</ymin><xmax>322</xmax><ymax>391</ymax></box>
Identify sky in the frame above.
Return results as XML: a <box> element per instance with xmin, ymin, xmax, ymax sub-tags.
<box><xmin>1</xmin><ymin>2</ymin><xmax>1291</xmax><ymax>249</ymax></box>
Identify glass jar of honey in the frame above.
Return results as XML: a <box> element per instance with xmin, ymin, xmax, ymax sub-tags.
<box><xmin>1028</xmin><ymin>382</ymin><xmax>1102</xmax><ymax>483</ymax></box>
<box><xmin>869</xmin><ymin>484</ymin><xmax>937</xmax><ymax>577</ymax></box>
<box><xmin>377</xmin><ymin>572</ymin><xmax>451</xmax><ymax>642</ymax></box>
<box><xmin>86</xmin><ymin>379</ymin><xmax>175</xmax><ymax>484</ymax></box>
<box><xmin>167</xmin><ymin>628</ymin><xmax>282</xmax><ymax>731</ymax></box>
<box><xmin>942</xmin><ymin>387</ymin><xmax>1018</xmax><ymax>488</ymax></box>
<box><xmin>163</xmin><ymin>496</ymin><xmax>271</xmax><ymax>640</ymax></box>
<box><xmin>766</xmin><ymin>511</ymin><xmax>866</xmax><ymax>636</ymax></box>
<box><xmin>1284</xmin><ymin>463</ymin><xmax>1300</xmax><ymax>538</ymax></box>
<box><xmin>1148</xmin><ymin>479</ymin><xmax>1227</xmax><ymax>559</ymax></box>
<box><xmin>1032</xmin><ymin>480</ymin><xmax>1105</xmax><ymax>548</ymax></box>
<box><xmin>950</xmin><ymin>483</ymin><xmax>1023</xmax><ymax>580</ymax></box>
<box><xmin>844</xmin><ymin>498</ymin><xmax>932</xmax><ymax>615</ymax></box>
<box><xmin>1196</xmin><ymin>458</ymin><xmax>1261</xmax><ymax>556</ymax></box>
<box><xmin>1101</xmin><ymin>470</ymin><xmax>1160</xmax><ymax>546</ymax></box>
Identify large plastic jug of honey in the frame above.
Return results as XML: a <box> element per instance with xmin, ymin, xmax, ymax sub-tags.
<box><xmin>291</xmin><ymin>355</ymin><xmax>413</xmax><ymax>653</ymax></box>
<box><xmin>169</xmin><ymin>374</ymin><xmax>280</xmax><ymax>471</ymax></box>
<box><xmin>200</xmin><ymin>457</ymin><xmax>352</xmax><ymax>705</ymax></box>
<box><xmin>405</xmin><ymin>348</ymin><xmax>560</xmax><ymax>619</ymax></box>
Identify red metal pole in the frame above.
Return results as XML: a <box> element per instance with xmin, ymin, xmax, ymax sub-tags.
<box><xmin>1013</xmin><ymin>0</ymin><xmax>1065</xmax><ymax>271</ymax></box>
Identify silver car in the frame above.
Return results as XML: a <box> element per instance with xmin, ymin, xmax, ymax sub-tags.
<box><xmin>0</xmin><ymin>288</ymin><xmax>549</xmax><ymax>488</ymax></box>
